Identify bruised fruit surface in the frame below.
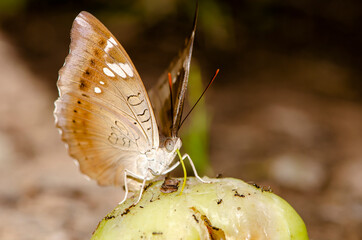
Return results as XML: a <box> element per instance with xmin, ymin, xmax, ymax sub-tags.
<box><xmin>91</xmin><ymin>177</ymin><xmax>308</xmax><ymax>240</ymax></box>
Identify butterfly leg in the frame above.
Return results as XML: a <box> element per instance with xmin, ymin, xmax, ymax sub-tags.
<box><xmin>182</xmin><ymin>154</ymin><xmax>211</xmax><ymax>183</ymax></box>
<box><xmin>119</xmin><ymin>170</ymin><xmax>148</xmax><ymax>205</ymax></box>
<box><xmin>119</xmin><ymin>170</ymin><xmax>130</xmax><ymax>205</ymax></box>
<box><xmin>162</xmin><ymin>161</ymin><xmax>180</xmax><ymax>175</ymax></box>
<box><xmin>135</xmin><ymin>178</ymin><xmax>147</xmax><ymax>204</ymax></box>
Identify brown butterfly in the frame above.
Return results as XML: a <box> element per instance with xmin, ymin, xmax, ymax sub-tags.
<box><xmin>54</xmin><ymin>9</ymin><xmax>207</xmax><ymax>204</ymax></box>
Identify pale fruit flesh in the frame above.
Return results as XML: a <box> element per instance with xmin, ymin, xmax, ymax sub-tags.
<box><xmin>91</xmin><ymin>177</ymin><xmax>308</xmax><ymax>240</ymax></box>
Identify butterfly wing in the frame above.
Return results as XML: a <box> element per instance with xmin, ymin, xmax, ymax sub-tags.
<box><xmin>149</xmin><ymin>8</ymin><xmax>197</xmax><ymax>138</ymax></box>
<box><xmin>54</xmin><ymin>11</ymin><xmax>159</xmax><ymax>187</ymax></box>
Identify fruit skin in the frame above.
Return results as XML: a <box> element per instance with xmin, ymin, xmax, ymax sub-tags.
<box><xmin>91</xmin><ymin>177</ymin><xmax>308</xmax><ymax>240</ymax></box>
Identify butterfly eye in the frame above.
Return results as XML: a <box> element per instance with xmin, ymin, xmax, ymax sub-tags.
<box><xmin>165</xmin><ymin>138</ymin><xmax>175</xmax><ymax>152</ymax></box>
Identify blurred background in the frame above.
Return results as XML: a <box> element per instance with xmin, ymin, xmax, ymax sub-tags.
<box><xmin>0</xmin><ymin>0</ymin><xmax>361</xmax><ymax>239</ymax></box>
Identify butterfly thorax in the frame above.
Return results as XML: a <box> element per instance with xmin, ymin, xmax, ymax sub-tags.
<box><xmin>139</xmin><ymin>137</ymin><xmax>182</xmax><ymax>179</ymax></box>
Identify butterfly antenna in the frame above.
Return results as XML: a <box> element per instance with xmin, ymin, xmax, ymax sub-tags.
<box><xmin>179</xmin><ymin>69</ymin><xmax>219</xmax><ymax>128</ymax></box>
<box><xmin>168</xmin><ymin>72</ymin><xmax>174</xmax><ymax>128</ymax></box>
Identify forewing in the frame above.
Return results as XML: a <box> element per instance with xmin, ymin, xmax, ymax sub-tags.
<box><xmin>149</xmin><ymin>8</ymin><xmax>197</xmax><ymax>138</ymax></box>
<box><xmin>54</xmin><ymin>11</ymin><xmax>159</xmax><ymax>186</ymax></box>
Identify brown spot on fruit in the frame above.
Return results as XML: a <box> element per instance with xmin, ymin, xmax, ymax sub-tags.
<box><xmin>121</xmin><ymin>204</ymin><xmax>135</xmax><ymax>216</ymax></box>
<box><xmin>160</xmin><ymin>178</ymin><xmax>179</xmax><ymax>193</ymax></box>
<box><xmin>104</xmin><ymin>215</ymin><xmax>115</xmax><ymax>220</ymax></box>
<box><xmin>192</xmin><ymin>214</ymin><xmax>199</xmax><ymax>223</ymax></box>
<box><xmin>190</xmin><ymin>207</ymin><xmax>226</xmax><ymax>240</ymax></box>
<box><xmin>201</xmin><ymin>214</ymin><xmax>226</xmax><ymax>240</ymax></box>
<box><xmin>232</xmin><ymin>189</ymin><xmax>245</xmax><ymax>198</ymax></box>
<box><xmin>144</xmin><ymin>182</ymin><xmax>153</xmax><ymax>192</ymax></box>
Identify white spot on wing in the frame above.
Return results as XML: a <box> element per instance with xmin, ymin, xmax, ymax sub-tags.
<box><xmin>104</xmin><ymin>37</ymin><xmax>118</xmax><ymax>53</ymax></box>
<box><xmin>103</xmin><ymin>67</ymin><xmax>115</xmax><ymax>77</ymax></box>
<box><xmin>94</xmin><ymin>87</ymin><xmax>102</xmax><ymax>93</ymax></box>
<box><xmin>107</xmin><ymin>63</ymin><xmax>126</xmax><ymax>78</ymax></box>
<box><xmin>109</xmin><ymin>37</ymin><xmax>117</xmax><ymax>45</ymax></box>
<box><xmin>99</xmin><ymin>81</ymin><xmax>105</xmax><ymax>85</ymax></box>
<box><xmin>76</xmin><ymin>17</ymin><xmax>89</xmax><ymax>28</ymax></box>
<box><xmin>119</xmin><ymin>63</ymin><xmax>134</xmax><ymax>77</ymax></box>
<box><xmin>104</xmin><ymin>41</ymin><xmax>112</xmax><ymax>52</ymax></box>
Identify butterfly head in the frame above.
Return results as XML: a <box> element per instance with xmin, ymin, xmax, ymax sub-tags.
<box><xmin>161</xmin><ymin>137</ymin><xmax>182</xmax><ymax>169</ymax></box>
<box><xmin>146</xmin><ymin>137</ymin><xmax>182</xmax><ymax>176</ymax></box>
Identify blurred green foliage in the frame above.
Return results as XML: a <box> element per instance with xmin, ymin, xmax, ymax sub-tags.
<box><xmin>181</xmin><ymin>62</ymin><xmax>212</xmax><ymax>176</ymax></box>
<box><xmin>0</xmin><ymin>0</ymin><xmax>25</xmax><ymax>17</ymax></box>
<box><xmin>199</xmin><ymin>0</ymin><xmax>235</xmax><ymax>50</ymax></box>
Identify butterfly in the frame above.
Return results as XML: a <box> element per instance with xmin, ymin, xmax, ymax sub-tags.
<box><xmin>54</xmin><ymin>9</ymin><xmax>207</xmax><ymax>204</ymax></box>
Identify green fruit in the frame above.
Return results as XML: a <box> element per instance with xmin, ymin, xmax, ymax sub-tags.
<box><xmin>92</xmin><ymin>177</ymin><xmax>308</xmax><ymax>240</ymax></box>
